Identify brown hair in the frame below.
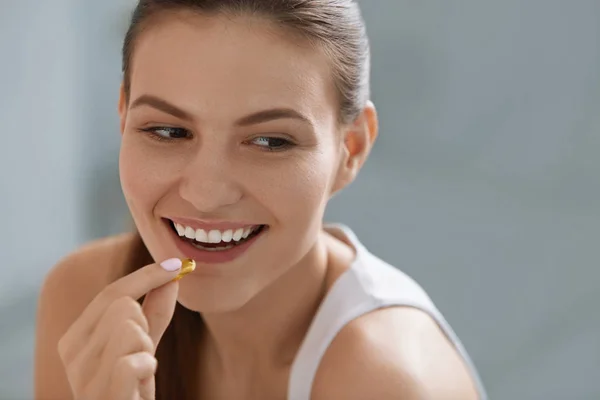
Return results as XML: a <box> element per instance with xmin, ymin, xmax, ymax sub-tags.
<box><xmin>121</xmin><ymin>1</ymin><xmax>371</xmax><ymax>398</ymax></box>
<box><xmin>122</xmin><ymin>0</ymin><xmax>370</xmax><ymax>125</ymax></box>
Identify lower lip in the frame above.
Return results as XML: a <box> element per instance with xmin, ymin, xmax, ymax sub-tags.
<box><xmin>168</xmin><ymin>223</ymin><xmax>266</xmax><ymax>265</ymax></box>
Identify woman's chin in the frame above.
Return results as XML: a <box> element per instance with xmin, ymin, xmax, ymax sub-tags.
<box><xmin>176</xmin><ymin>285</ymin><xmax>254</xmax><ymax>315</ymax></box>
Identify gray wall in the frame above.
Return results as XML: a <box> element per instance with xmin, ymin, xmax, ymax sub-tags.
<box><xmin>1</xmin><ymin>1</ymin><xmax>85</xmax><ymax>396</ymax></box>
<box><xmin>1</xmin><ymin>1</ymin><xmax>599</xmax><ymax>399</ymax></box>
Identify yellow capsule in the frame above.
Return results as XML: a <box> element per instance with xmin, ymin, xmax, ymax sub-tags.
<box><xmin>173</xmin><ymin>258</ymin><xmax>196</xmax><ymax>281</ymax></box>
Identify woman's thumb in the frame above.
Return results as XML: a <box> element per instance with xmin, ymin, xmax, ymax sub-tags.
<box><xmin>142</xmin><ymin>280</ymin><xmax>179</xmax><ymax>351</ymax></box>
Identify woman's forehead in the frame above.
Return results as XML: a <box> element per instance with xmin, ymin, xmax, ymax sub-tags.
<box><xmin>128</xmin><ymin>13</ymin><xmax>338</xmax><ymax>121</ymax></box>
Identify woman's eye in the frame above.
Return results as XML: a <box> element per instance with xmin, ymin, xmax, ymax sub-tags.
<box><xmin>251</xmin><ymin>136</ymin><xmax>294</xmax><ymax>151</ymax></box>
<box><xmin>140</xmin><ymin>127</ymin><xmax>190</xmax><ymax>141</ymax></box>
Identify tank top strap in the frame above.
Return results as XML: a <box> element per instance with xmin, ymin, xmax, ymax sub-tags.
<box><xmin>287</xmin><ymin>224</ymin><xmax>487</xmax><ymax>400</ymax></box>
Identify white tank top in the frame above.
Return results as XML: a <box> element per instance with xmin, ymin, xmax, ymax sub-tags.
<box><xmin>287</xmin><ymin>224</ymin><xmax>488</xmax><ymax>400</ymax></box>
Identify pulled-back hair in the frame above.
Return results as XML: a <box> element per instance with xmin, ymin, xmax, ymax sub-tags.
<box><xmin>122</xmin><ymin>0</ymin><xmax>370</xmax><ymax>124</ymax></box>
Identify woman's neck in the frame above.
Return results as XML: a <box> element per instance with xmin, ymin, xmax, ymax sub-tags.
<box><xmin>199</xmin><ymin>230</ymin><xmax>333</xmax><ymax>382</ymax></box>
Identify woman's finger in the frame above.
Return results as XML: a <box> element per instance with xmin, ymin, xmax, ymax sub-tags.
<box><xmin>58</xmin><ymin>260</ymin><xmax>181</xmax><ymax>362</ymax></box>
<box><xmin>107</xmin><ymin>352</ymin><xmax>157</xmax><ymax>400</ymax></box>
<box><xmin>142</xmin><ymin>280</ymin><xmax>179</xmax><ymax>351</ymax></box>
<box><xmin>94</xmin><ymin>318</ymin><xmax>154</xmax><ymax>390</ymax></box>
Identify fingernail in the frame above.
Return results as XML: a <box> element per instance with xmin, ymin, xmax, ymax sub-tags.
<box><xmin>160</xmin><ymin>258</ymin><xmax>182</xmax><ymax>272</ymax></box>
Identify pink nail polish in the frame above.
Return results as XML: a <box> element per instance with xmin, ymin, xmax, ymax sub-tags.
<box><xmin>160</xmin><ymin>258</ymin><xmax>182</xmax><ymax>272</ymax></box>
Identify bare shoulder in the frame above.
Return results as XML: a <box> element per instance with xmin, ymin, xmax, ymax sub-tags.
<box><xmin>40</xmin><ymin>232</ymin><xmax>136</xmax><ymax>298</ymax></box>
<box><xmin>37</xmin><ymin>231</ymin><xmax>137</xmax><ymax>330</ymax></box>
<box><xmin>311</xmin><ymin>306</ymin><xmax>480</xmax><ymax>400</ymax></box>
<box><xmin>34</xmin><ymin>232</ymin><xmax>137</xmax><ymax>400</ymax></box>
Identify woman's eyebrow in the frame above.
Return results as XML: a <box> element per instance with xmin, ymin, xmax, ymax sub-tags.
<box><xmin>130</xmin><ymin>95</ymin><xmax>194</xmax><ymax>121</ymax></box>
<box><xmin>235</xmin><ymin>108</ymin><xmax>313</xmax><ymax>127</ymax></box>
<box><xmin>129</xmin><ymin>94</ymin><xmax>313</xmax><ymax>127</ymax></box>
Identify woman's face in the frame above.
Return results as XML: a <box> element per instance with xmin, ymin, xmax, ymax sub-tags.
<box><xmin>119</xmin><ymin>12</ymin><xmax>357</xmax><ymax>312</ymax></box>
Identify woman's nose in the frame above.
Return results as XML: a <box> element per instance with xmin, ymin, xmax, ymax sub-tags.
<box><xmin>178</xmin><ymin>151</ymin><xmax>243</xmax><ymax>213</ymax></box>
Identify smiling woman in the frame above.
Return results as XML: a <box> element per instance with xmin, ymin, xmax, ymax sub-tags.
<box><xmin>34</xmin><ymin>1</ymin><xmax>487</xmax><ymax>399</ymax></box>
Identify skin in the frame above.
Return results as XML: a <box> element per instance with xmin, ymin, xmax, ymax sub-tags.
<box><xmin>34</xmin><ymin>11</ymin><xmax>479</xmax><ymax>400</ymax></box>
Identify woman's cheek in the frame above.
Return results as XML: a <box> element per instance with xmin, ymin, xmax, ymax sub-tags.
<box><xmin>119</xmin><ymin>138</ymin><xmax>176</xmax><ymax>208</ymax></box>
<box><xmin>271</xmin><ymin>152</ymin><xmax>334</xmax><ymax>219</ymax></box>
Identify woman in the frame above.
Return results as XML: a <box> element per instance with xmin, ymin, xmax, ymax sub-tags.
<box><xmin>34</xmin><ymin>1</ymin><xmax>487</xmax><ymax>399</ymax></box>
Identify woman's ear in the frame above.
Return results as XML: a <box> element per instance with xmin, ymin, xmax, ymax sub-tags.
<box><xmin>331</xmin><ymin>101</ymin><xmax>379</xmax><ymax>196</ymax></box>
<box><xmin>118</xmin><ymin>82</ymin><xmax>127</xmax><ymax>135</ymax></box>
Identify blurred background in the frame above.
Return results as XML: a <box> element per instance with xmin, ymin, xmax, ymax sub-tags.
<box><xmin>1</xmin><ymin>0</ymin><xmax>599</xmax><ymax>399</ymax></box>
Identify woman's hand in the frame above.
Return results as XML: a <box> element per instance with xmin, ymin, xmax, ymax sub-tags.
<box><xmin>57</xmin><ymin>258</ymin><xmax>184</xmax><ymax>400</ymax></box>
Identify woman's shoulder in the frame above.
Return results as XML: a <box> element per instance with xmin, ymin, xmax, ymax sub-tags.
<box><xmin>45</xmin><ymin>232</ymin><xmax>137</xmax><ymax>292</ymax></box>
<box><xmin>38</xmin><ymin>232</ymin><xmax>138</xmax><ymax>320</ymax></box>
<box><xmin>313</xmin><ymin>228</ymin><xmax>481</xmax><ymax>399</ymax></box>
<box><xmin>311</xmin><ymin>307</ymin><xmax>480</xmax><ymax>400</ymax></box>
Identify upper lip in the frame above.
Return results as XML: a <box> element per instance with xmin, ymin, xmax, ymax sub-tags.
<box><xmin>166</xmin><ymin>217</ymin><xmax>264</xmax><ymax>231</ymax></box>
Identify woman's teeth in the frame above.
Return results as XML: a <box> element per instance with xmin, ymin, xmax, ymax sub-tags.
<box><xmin>173</xmin><ymin>223</ymin><xmax>258</xmax><ymax>245</ymax></box>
